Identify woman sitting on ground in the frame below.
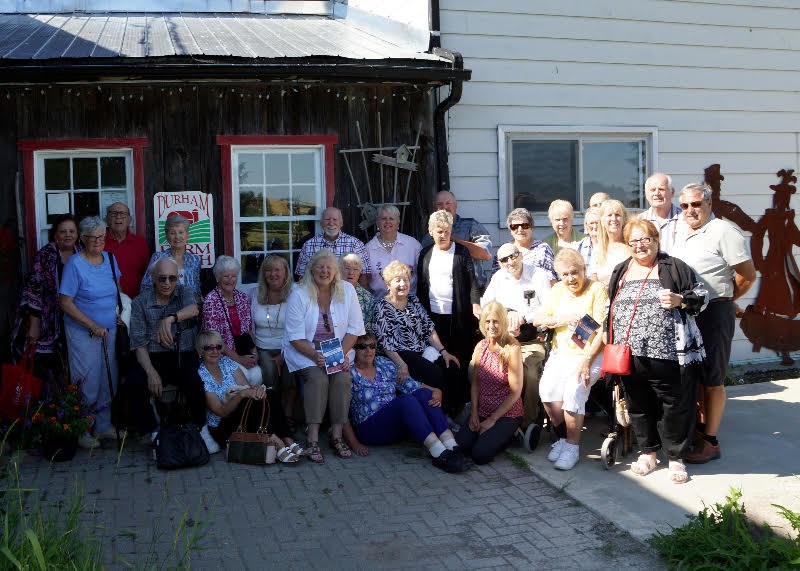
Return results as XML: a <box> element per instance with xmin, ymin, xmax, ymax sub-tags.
<box><xmin>345</xmin><ymin>333</ymin><xmax>470</xmax><ymax>473</ymax></box>
<box><xmin>456</xmin><ymin>302</ymin><xmax>523</xmax><ymax>465</ymax></box>
<box><xmin>197</xmin><ymin>330</ymin><xmax>302</xmax><ymax>463</ymax></box>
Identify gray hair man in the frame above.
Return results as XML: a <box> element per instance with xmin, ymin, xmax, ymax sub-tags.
<box><xmin>640</xmin><ymin>173</ymin><xmax>683</xmax><ymax>254</ymax></box>
<box><xmin>104</xmin><ymin>202</ymin><xmax>151</xmax><ymax>298</ymax></box>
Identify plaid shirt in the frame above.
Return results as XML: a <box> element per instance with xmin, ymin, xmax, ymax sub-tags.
<box><xmin>294</xmin><ymin>232</ymin><xmax>373</xmax><ymax>277</ymax></box>
<box><xmin>129</xmin><ymin>285</ymin><xmax>197</xmax><ymax>353</ymax></box>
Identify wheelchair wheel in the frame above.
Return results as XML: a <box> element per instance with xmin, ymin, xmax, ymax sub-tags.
<box><xmin>600</xmin><ymin>435</ymin><xmax>617</xmax><ymax>470</ymax></box>
<box><xmin>523</xmin><ymin>423</ymin><xmax>542</xmax><ymax>453</ymax></box>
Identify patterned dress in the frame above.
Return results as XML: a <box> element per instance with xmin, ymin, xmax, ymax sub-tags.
<box><xmin>371</xmin><ymin>296</ymin><xmax>434</xmax><ymax>353</ymax></box>
<box><xmin>476</xmin><ymin>340</ymin><xmax>523</xmax><ymax>420</ymax></box>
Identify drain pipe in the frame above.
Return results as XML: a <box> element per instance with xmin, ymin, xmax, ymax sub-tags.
<box><xmin>432</xmin><ymin>48</ymin><xmax>464</xmax><ymax>192</ymax></box>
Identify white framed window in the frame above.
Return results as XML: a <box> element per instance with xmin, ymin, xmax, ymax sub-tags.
<box><xmin>232</xmin><ymin>146</ymin><xmax>326</xmax><ymax>284</ymax></box>
<box><xmin>498</xmin><ymin>126</ymin><xmax>657</xmax><ymax>225</ymax></box>
<box><xmin>34</xmin><ymin>149</ymin><xmax>134</xmax><ymax>247</ymax></box>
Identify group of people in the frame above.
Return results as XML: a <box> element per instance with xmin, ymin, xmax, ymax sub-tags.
<box><xmin>12</xmin><ymin>177</ymin><xmax>756</xmax><ymax>480</ymax></box>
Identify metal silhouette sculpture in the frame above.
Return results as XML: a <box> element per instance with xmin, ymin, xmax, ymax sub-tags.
<box><xmin>706</xmin><ymin>165</ymin><xmax>800</xmax><ymax>353</ymax></box>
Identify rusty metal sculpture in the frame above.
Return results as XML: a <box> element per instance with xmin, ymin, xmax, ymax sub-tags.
<box><xmin>707</xmin><ymin>165</ymin><xmax>800</xmax><ymax>353</ymax></box>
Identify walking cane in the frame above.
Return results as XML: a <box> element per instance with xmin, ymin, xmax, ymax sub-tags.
<box><xmin>100</xmin><ymin>336</ymin><xmax>122</xmax><ymax>449</ymax></box>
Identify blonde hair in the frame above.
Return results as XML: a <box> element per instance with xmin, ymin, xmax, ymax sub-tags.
<box><xmin>256</xmin><ymin>254</ymin><xmax>292</xmax><ymax>305</ymax></box>
<box><xmin>478</xmin><ymin>301</ymin><xmax>519</xmax><ymax>367</ymax></box>
<box><xmin>547</xmin><ymin>199</ymin><xmax>574</xmax><ymax>221</ymax></box>
<box><xmin>300</xmin><ymin>249</ymin><xmax>345</xmax><ymax>303</ymax></box>
<box><xmin>596</xmin><ymin>199</ymin><xmax>629</xmax><ymax>267</ymax></box>
<box><xmin>554</xmin><ymin>247</ymin><xmax>585</xmax><ymax>275</ymax></box>
<box><xmin>427</xmin><ymin>209</ymin><xmax>453</xmax><ymax>234</ymax></box>
<box><xmin>195</xmin><ymin>330</ymin><xmax>223</xmax><ymax>354</ymax></box>
<box><xmin>381</xmin><ymin>260</ymin><xmax>411</xmax><ymax>285</ymax></box>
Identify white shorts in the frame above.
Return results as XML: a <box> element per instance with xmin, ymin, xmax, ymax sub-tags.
<box><xmin>539</xmin><ymin>350</ymin><xmax>603</xmax><ymax>415</ymax></box>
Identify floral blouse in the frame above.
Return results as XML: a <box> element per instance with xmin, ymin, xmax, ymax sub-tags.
<box><xmin>199</xmin><ymin>356</ymin><xmax>240</xmax><ymax>428</ymax></box>
<box><xmin>371</xmin><ymin>295</ymin><xmax>434</xmax><ymax>353</ymax></box>
<box><xmin>355</xmin><ymin>284</ymin><xmax>374</xmax><ymax>335</ymax></box>
<box><xmin>350</xmin><ymin>356</ymin><xmax>421</xmax><ymax>426</ymax></box>
<box><xmin>202</xmin><ymin>287</ymin><xmax>253</xmax><ymax>352</ymax></box>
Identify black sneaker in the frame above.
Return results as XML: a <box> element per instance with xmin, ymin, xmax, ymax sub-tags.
<box><xmin>450</xmin><ymin>446</ymin><xmax>474</xmax><ymax>468</ymax></box>
<box><xmin>432</xmin><ymin>449</ymin><xmax>470</xmax><ymax>473</ymax></box>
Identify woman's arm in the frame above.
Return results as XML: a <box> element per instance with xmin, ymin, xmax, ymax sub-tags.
<box><xmin>382</xmin><ymin>349</ymin><xmax>409</xmax><ymax>381</ymax></box>
<box><xmin>479</xmin><ymin>344</ymin><xmax>522</xmax><ymax>433</ymax></box>
<box><xmin>290</xmin><ymin>339</ymin><xmax>326</xmax><ymax>368</ymax></box>
<box><xmin>59</xmin><ymin>295</ymin><xmax>107</xmax><ymax>338</ymax></box>
<box><xmin>205</xmin><ymin>368</ymin><xmax>264</xmax><ymax>418</ymax></box>
<box><xmin>428</xmin><ymin>330</ymin><xmax>460</xmax><ymax>368</ymax></box>
<box><xmin>468</xmin><ymin>343</ymin><xmax>482</xmax><ymax>431</ymax></box>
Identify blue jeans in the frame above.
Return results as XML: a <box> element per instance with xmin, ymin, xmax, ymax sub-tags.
<box><xmin>355</xmin><ymin>389</ymin><xmax>449</xmax><ymax>445</ymax></box>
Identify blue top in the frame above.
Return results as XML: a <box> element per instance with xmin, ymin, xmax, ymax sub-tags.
<box><xmin>141</xmin><ymin>248</ymin><xmax>202</xmax><ymax>297</ymax></box>
<box><xmin>199</xmin><ymin>356</ymin><xmax>241</xmax><ymax>428</ymax></box>
<box><xmin>59</xmin><ymin>252</ymin><xmax>121</xmax><ymax>330</ymax></box>
<box><xmin>349</xmin><ymin>356</ymin><xmax>421</xmax><ymax>426</ymax></box>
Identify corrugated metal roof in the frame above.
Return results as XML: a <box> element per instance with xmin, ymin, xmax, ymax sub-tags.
<box><xmin>0</xmin><ymin>13</ymin><xmax>445</xmax><ymax>61</ymax></box>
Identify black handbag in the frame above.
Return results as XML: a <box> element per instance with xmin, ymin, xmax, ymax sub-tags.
<box><xmin>216</xmin><ymin>289</ymin><xmax>256</xmax><ymax>355</ymax></box>
<box><xmin>155</xmin><ymin>423</ymin><xmax>210</xmax><ymax>470</ymax></box>
<box><xmin>108</xmin><ymin>253</ymin><xmax>131</xmax><ymax>366</ymax></box>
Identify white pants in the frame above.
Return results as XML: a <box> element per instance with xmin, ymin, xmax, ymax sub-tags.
<box><xmin>539</xmin><ymin>350</ymin><xmax>603</xmax><ymax>415</ymax></box>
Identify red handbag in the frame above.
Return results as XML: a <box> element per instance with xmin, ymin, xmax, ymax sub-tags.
<box><xmin>602</xmin><ymin>264</ymin><xmax>654</xmax><ymax>376</ymax></box>
<box><xmin>0</xmin><ymin>344</ymin><xmax>43</xmax><ymax>420</ymax></box>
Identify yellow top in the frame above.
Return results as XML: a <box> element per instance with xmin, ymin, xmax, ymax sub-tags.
<box><xmin>540</xmin><ymin>280</ymin><xmax>608</xmax><ymax>356</ymax></box>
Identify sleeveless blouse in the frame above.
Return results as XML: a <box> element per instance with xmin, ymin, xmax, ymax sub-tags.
<box><xmin>476</xmin><ymin>339</ymin><xmax>523</xmax><ymax>419</ymax></box>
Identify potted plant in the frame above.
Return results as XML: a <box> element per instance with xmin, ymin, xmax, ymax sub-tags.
<box><xmin>30</xmin><ymin>384</ymin><xmax>94</xmax><ymax>461</ymax></box>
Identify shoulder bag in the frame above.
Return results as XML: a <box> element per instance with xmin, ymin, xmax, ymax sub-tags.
<box><xmin>226</xmin><ymin>398</ymin><xmax>276</xmax><ymax>465</ymax></box>
<box><xmin>216</xmin><ymin>289</ymin><xmax>256</xmax><ymax>355</ymax></box>
<box><xmin>155</xmin><ymin>423</ymin><xmax>210</xmax><ymax>470</ymax></box>
<box><xmin>108</xmin><ymin>253</ymin><xmax>131</xmax><ymax>367</ymax></box>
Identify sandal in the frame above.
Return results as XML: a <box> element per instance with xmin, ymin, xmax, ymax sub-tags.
<box><xmin>329</xmin><ymin>437</ymin><xmax>353</xmax><ymax>459</ymax></box>
<box><xmin>277</xmin><ymin>446</ymin><xmax>300</xmax><ymax>464</ymax></box>
<box><xmin>669</xmin><ymin>459</ymin><xmax>689</xmax><ymax>484</ymax></box>
<box><xmin>305</xmin><ymin>441</ymin><xmax>324</xmax><ymax>464</ymax></box>
<box><xmin>631</xmin><ymin>454</ymin><xmax>659</xmax><ymax>476</ymax></box>
<box><xmin>287</xmin><ymin>442</ymin><xmax>304</xmax><ymax>456</ymax></box>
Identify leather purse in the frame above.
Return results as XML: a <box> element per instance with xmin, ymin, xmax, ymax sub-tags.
<box><xmin>155</xmin><ymin>423</ymin><xmax>210</xmax><ymax>470</ymax></box>
<box><xmin>602</xmin><ymin>264</ymin><xmax>654</xmax><ymax>377</ymax></box>
<box><xmin>226</xmin><ymin>398</ymin><xmax>276</xmax><ymax>465</ymax></box>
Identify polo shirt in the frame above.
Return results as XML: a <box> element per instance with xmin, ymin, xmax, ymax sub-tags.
<box><xmin>365</xmin><ymin>232</ymin><xmax>422</xmax><ymax>296</ymax></box>
<box><xmin>104</xmin><ymin>230</ymin><xmax>150</xmax><ymax>298</ymax></box>
<box><xmin>640</xmin><ymin>204</ymin><xmax>684</xmax><ymax>255</ymax></box>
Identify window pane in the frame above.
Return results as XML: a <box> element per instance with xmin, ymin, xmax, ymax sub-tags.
<box><xmin>240</xmin><ymin>188</ymin><xmax>264</xmax><ymax>217</ymax></box>
<box><xmin>73</xmin><ymin>158</ymin><xmax>98</xmax><ymax>189</ymax></box>
<box><xmin>292</xmin><ymin>184</ymin><xmax>317</xmax><ymax>216</ymax></box>
<box><xmin>240</xmin><ymin>253</ymin><xmax>265</xmax><ymax>285</ymax></box>
<box><xmin>512</xmin><ymin>141</ymin><xmax>578</xmax><ymax>212</ymax></box>
<box><xmin>291</xmin><ymin>220</ymin><xmax>316</xmax><ymax>249</ymax></box>
<box><xmin>266</xmin><ymin>221</ymin><xmax>291</xmax><ymax>252</ymax></box>
<box><xmin>291</xmin><ymin>153</ymin><xmax>315</xmax><ymax>184</ymax></box>
<box><xmin>238</xmin><ymin>154</ymin><xmax>263</xmax><ymax>185</ymax></box>
<box><xmin>266</xmin><ymin>186</ymin><xmax>291</xmax><ymax>216</ymax></box>
<box><xmin>100</xmin><ymin>157</ymin><xmax>126</xmax><ymax>187</ymax></box>
<box><xmin>265</xmin><ymin>154</ymin><xmax>289</xmax><ymax>184</ymax></box>
<box><xmin>44</xmin><ymin>158</ymin><xmax>70</xmax><ymax>190</ymax></box>
<box><xmin>46</xmin><ymin>192</ymin><xmax>71</xmax><ymax>225</ymax></box>
<box><xmin>74</xmin><ymin>192</ymin><xmax>100</xmax><ymax>220</ymax></box>
<box><xmin>240</xmin><ymin>222</ymin><xmax>265</xmax><ymax>251</ymax></box>
<box><xmin>583</xmin><ymin>142</ymin><xmax>644</xmax><ymax>209</ymax></box>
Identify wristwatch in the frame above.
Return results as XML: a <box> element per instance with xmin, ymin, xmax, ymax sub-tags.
<box><xmin>168</xmin><ymin>312</ymin><xmax>178</xmax><ymax>323</ymax></box>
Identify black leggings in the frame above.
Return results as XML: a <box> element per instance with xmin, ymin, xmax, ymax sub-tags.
<box><xmin>455</xmin><ymin>416</ymin><xmax>522</xmax><ymax>465</ymax></box>
<box><xmin>398</xmin><ymin>350</ymin><xmax>465</xmax><ymax>415</ymax></box>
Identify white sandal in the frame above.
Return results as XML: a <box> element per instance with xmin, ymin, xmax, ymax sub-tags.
<box><xmin>669</xmin><ymin>459</ymin><xmax>689</xmax><ymax>484</ymax></box>
<box><xmin>631</xmin><ymin>454</ymin><xmax>659</xmax><ymax>476</ymax></box>
<box><xmin>287</xmin><ymin>442</ymin><xmax>304</xmax><ymax>456</ymax></box>
<box><xmin>277</xmin><ymin>446</ymin><xmax>300</xmax><ymax>463</ymax></box>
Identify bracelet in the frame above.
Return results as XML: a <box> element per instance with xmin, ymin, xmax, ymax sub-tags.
<box><xmin>439</xmin><ymin>348</ymin><xmax>447</xmax><ymax>355</ymax></box>
<box><xmin>168</xmin><ymin>313</ymin><xmax>178</xmax><ymax>323</ymax></box>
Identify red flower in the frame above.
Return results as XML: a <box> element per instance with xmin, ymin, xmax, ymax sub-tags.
<box><xmin>73</xmin><ymin>406</ymin><xmax>80</xmax><ymax>411</ymax></box>
<box><xmin>63</xmin><ymin>424</ymin><xmax>70</xmax><ymax>431</ymax></box>
<box><xmin>49</xmin><ymin>403</ymin><xmax>56</xmax><ymax>409</ymax></box>
<box><xmin>67</xmin><ymin>385</ymin><xmax>78</xmax><ymax>392</ymax></box>
<box><xmin>48</xmin><ymin>417</ymin><xmax>57</xmax><ymax>424</ymax></box>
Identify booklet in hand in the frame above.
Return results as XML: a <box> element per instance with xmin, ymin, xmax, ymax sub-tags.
<box><xmin>320</xmin><ymin>338</ymin><xmax>347</xmax><ymax>374</ymax></box>
<box><xmin>571</xmin><ymin>314</ymin><xmax>601</xmax><ymax>349</ymax></box>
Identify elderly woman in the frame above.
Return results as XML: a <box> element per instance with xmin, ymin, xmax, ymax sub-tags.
<box><xmin>202</xmin><ymin>256</ymin><xmax>261</xmax><ymax>386</ymax></box>
<box><xmin>531</xmin><ymin>248</ymin><xmax>607</xmax><ymax>470</ymax></box>
<box><xmin>493</xmin><ymin>207</ymin><xmax>558</xmax><ymax>282</ymax></box>
<box><xmin>417</xmin><ymin>210</ymin><xmax>480</xmax><ymax>413</ymax></box>
<box><xmin>346</xmin><ymin>332</ymin><xmax>469</xmax><ymax>472</ymax></box>
<box><xmin>606</xmin><ymin>219</ymin><xmax>705</xmax><ymax>483</ymax></box>
<box><xmin>141</xmin><ymin>215</ymin><xmax>201</xmax><ymax>299</ymax></box>
<box><xmin>341</xmin><ymin>253</ymin><xmax>374</xmax><ymax>335</ymax></box>
<box><xmin>283</xmin><ymin>249</ymin><xmax>365</xmax><ymax>463</ymax></box>
<box><xmin>127</xmin><ymin>257</ymin><xmax>205</xmax><ymax>440</ymax></box>
<box><xmin>573</xmin><ymin>207</ymin><xmax>600</xmax><ymax>272</ymax></box>
<box><xmin>197</xmin><ymin>330</ymin><xmax>302</xmax><ymax>462</ymax></box>
<box><xmin>372</xmin><ymin>260</ymin><xmax>462</xmax><ymax>414</ymax></box>
<box><xmin>456</xmin><ymin>302</ymin><xmax>523</xmax><ymax>465</ymax></box>
<box><xmin>593</xmin><ymin>199</ymin><xmax>630</xmax><ymax>288</ymax></box>
<box><xmin>11</xmin><ymin>214</ymin><xmax>81</xmax><ymax>397</ymax></box>
<box><xmin>544</xmin><ymin>199</ymin><xmax>583</xmax><ymax>254</ymax></box>
<box><xmin>59</xmin><ymin>216</ymin><xmax>121</xmax><ymax>448</ymax></box>
<box><xmin>365</xmin><ymin>204</ymin><xmax>422</xmax><ymax>297</ymax></box>
<box><xmin>251</xmin><ymin>254</ymin><xmax>296</xmax><ymax>425</ymax></box>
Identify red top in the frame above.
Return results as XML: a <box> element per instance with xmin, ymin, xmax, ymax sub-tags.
<box><xmin>104</xmin><ymin>230</ymin><xmax>150</xmax><ymax>298</ymax></box>
<box><xmin>476</xmin><ymin>339</ymin><xmax>523</xmax><ymax>419</ymax></box>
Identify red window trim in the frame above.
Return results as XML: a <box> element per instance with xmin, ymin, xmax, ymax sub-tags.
<box><xmin>216</xmin><ymin>135</ymin><xmax>338</xmax><ymax>256</ymax></box>
<box><xmin>18</xmin><ymin>137</ymin><xmax>149</xmax><ymax>262</ymax></box>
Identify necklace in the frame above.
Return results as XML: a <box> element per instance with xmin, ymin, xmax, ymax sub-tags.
<box><xmin>378</xmin><ymin>235</ymin><xmax>396</xmax><ymax>250</ymax></box>
<box><xmin>265</xmin><ymin>302</ymin><xmax>283</xmax><ymax>330</ymax></box>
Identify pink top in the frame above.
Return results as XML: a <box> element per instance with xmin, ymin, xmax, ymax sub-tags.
<box><xmin>476</xmin><ymin>339</ymin><xmax>523</xmax><ymax>419</ymax></box>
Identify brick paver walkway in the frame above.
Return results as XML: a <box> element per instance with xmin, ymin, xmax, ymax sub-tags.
<box><xmin>13</xmin><ymin>440</ymin><xmax>663</xmax><ymax>569</ymax></box>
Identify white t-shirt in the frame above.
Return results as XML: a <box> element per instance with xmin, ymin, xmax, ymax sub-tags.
<box><xmin>428</xmin><ymin>243</ymin><xmax>455</xmax><ymax>315</ymax></box>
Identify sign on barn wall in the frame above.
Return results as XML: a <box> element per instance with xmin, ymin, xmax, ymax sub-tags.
<box><xmin>153</xmin><ymin>192</ymin><xmax>215</xmax><ymax>268</ymax></box>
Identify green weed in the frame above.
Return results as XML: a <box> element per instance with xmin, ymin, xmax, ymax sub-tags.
<box><xmin>505</xmin><ymin>451</ymin><xmax>531</xmax><ymax>471</ymax></box>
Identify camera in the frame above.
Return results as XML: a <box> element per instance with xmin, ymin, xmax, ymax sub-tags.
<box><xmin>523</xmin><ymin>290</ymin><xmax>536</xmax><ymax>305</ymax></box>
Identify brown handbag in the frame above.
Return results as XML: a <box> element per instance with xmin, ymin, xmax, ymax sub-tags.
<box><xmin>602</xmin><ymin>263</ymin><xmax>654</xmax><ymax>376</ymax></box>
<box><xmin>226</xmin><ymin>398</ymin><xmax>276</xmax><ymax>465</ymax></box>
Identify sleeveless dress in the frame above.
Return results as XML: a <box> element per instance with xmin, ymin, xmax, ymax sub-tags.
<box><xmin>476</xmin><ymin>340</ymin><xmax>523</xmax><ymax>419</ymax></box>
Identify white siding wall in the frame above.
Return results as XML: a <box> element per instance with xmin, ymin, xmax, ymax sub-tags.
<box><xmin>440</xmin><ymin>0</ymin><xmax>800</xmax><ymax>364</ymax></box>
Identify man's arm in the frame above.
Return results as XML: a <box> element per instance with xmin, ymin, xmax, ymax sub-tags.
<box><xmin>731</xmin><ymin>259</ymin><xmax>756</xmax><ymax>300</ymax></box>
<box><xmin>452</xmin><ymin>237</ymin><xmax>491</xmax><ymax>261</ymax></box>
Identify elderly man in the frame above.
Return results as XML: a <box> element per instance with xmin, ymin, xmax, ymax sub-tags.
<box><xmin>365</xmin><ymin>204</ymin><xmax>421</xmax><ymax>297</ymax></box>
<box><xmin>295</xmin><ymin>206</ymin><xmax>372</xmax><ymax>285</ymax></box>
<box><xmin>672</xmin><ymin>183</ymin><xmax>756</xmax><ymax>464</ymax></box>
<box><xmin>492</xmin><ymin>207</ymin><xmax>558</xmax><ymax>283</ymax></box>
<box><xmin>481</xmin><ymin>242</ymin><xmax>552</xmax><ymax>451</ymax></box>
<box><xmin>103</xmin><ymin>202</ymin><xmax>150</xmax><ymax>298</ymax></box>
<box><xmin>588</xmin><ymin>192</ymin><xmax>610</xmax><ymax>209</ymax></box>
<box><xmin>420</xmin><ymin>191</ymin><xmax>492</xmax><ymax>290</ymax></box>
<box><xmin>126</xmin><ymin>257</ymin><xmax>206</xmax><ymax>439</ymax></box>
<box><xmin>640</xmin><ymin>173</ymin><xmax>683</xmax><ymax>254</ymax></box>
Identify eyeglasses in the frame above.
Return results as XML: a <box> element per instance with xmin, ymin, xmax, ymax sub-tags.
<box><xmin>82</xmin><ymin>234</ymin><xmax>105</xmax><ymax>242</ymax></box>
<box><xmin>354</xmin><ymin>343</ymin><xmax>376</xmax><ymax>350</ymax></box>
<box><xmin>627</xmin><ymin>237</ymin><xmax>654</xmax><ymax>247</ymax></box>
<box><xmin>680</xmin><ymin>200</ymin><xmax>705</xmax><ymax>210</ymax></box>
<box><xmin>107</xmin><ymin>210</ymin><xmax>130</xmax><ymax>218</ymax></box>
<box><xmin>203</xmin><ymin>344</ymin><xmax>222</xmax><ymax>352</ymax></box>
<box><xmin>509</xmin><ymin>222</ymin><xmax>531</xmax><ymax>231</ymax></box>
<box><xmin>498</xmin><ymin>251</ymin><xmax>520</xmax><ymax>264</ymax></box>
<box><xmin>322</xmin><ymin>312</ymin><xmax>331</xmax><ymax>332</ymax></box>
<box><xmin>157</xmin><ymin>275</ymin><xmax>179</xmax><ymax>283</ymax></box>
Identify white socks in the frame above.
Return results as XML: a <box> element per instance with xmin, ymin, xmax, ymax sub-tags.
<box><xmin>428</xmin><ymin>441</ymin><xmax>446</xmax><ymax>458</ymax></box>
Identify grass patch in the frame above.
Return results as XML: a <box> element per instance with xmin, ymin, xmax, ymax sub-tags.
<box><xmin>648</xmin><ymin>488</ymin><xmax>800</xmax><ymax>570</ymax></box>
<box><xmin>505</xmin><ymin>451</ymin><xmax>531</xmax><ymax>471</ymax></box>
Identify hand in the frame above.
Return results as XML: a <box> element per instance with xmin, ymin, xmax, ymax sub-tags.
<box><xmin>395</xmin><ymin>361</ymin><xmax>409</xmax><ymax>381</ymax></box>
<box><xmin>658</xmin><ymin>289</ymin><xmax>680</xmax><ymax>309</ymax></box>
<box><xmin>472</xmin><ymin>303</ymin><xmax>481</xmax><ymax>319</ymax></box>
<box><xmin>89</xmin><ymin>325</ymin><xmax>109</xmax><ymax>339</ymax></box>
<box><xmin>734</xmin><ymin>303</ymin><xmax>745</xmax><ymax>319</ymax></box>
<box><xmin>479</xmin><ymin>417</ymin><xmax>496</xmax><ymax>434</ymax></box>
<box><xmin>342</xmin><ymin>354</ymin><xmax>350</xmax><ymax>369</ymax></box>
<box><xmin>428</xmin><ymin>388</ymin><xmax>443</xmax><ymax>407</ymax></box>
<box><xmin>157</xmin><ymin>317</ymin><xmax>174</xmax><ymax>346</ymax></box>
<box><xmin>147</xmin><ymin>370</ymin><xmax>163</xmax><ymax>398</ymax></box>
<box><xmin>314</xmin><ymin>351</ymin><xmax>326</xmax><ymax>368</ymax></box>
<box><xmin>468</xmin><ymin>411</ymin><xmax>480</xmax><ymax>432</ymax></box>
<box><xmin>579</xmin><ymin>362</ymin><xmax>592</xmax><ymax>387</ymax></box>
<box><xmin>270</xmin><ymin>353</ymin><xmax>284</xmax><ymax>374</ymax></box>
<box><xmin>507</xmin><ymin>311</ymin><xmax>524</xmax><ymax>334</ymax></box>
<box><xmin>441</xmin><ymin>351</ymin><xmax>460</xmax><ymax>369</ymax></box>
<box><xmin>238</xmin><ymin>352</ymin><xmax>258</xmax><ymax>369</ymax></box>
<box><xmin>246</xmin><ymin>385</ymin><xmax>267</xmax><ymax>400</ymax></box>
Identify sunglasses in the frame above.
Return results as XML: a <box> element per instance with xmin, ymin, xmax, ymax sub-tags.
<box><xmin>322</xmin><ymin>312</ymin><xmax>331</xmax><ymax>332</ymax></box>
<box><xmin>498</xmin><ymin>251</ymin><xmax>520</xmax><ymax>264</ymax></box>
<box><xmin>355</xmin><ymin>343</ymin><xmax>376</xmax><ymax>350</ymax></box>
<box><xmin>509</xmin><ymin>222</ymin><xmax>531</xmax><ymax>231</ymax></box>
<box><xmin>157</xmin><ymin>275</ymin><xmax>179</xmax><ymax>283</ymax></box>
<box><xmin>627</xmin><ymin>237</ymin><xmax>653</xmax><ymax>247</ymax></box>
<box><xmin>680</xmin><ymin>200</ymin><xmax>705</xmax><ymax>210</ymax></box>
<box><xmin>82</xmin><ymin>234</ymin><xmax>105</xmax><ymax>242</ymax></box>
<box><xmin>203</xmin><ymin>344</ymin><xmax>223</xmax><ymax>352</ymax></box>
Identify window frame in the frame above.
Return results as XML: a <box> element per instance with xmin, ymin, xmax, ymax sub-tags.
<box><xmin>497</xmin><ymin>125</ymin><xmax>658</xmax><ymax>227</ymax></box>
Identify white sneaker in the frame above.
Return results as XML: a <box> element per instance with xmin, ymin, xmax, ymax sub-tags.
<box><xmin>554</xmin><ymin>443</ymin><xmax>580</xmax><ymax>470</ymax></box>
<box><xmin>547</xmin><ymin>438</ymin><xmax>566</xmax><ymax>462</ymax></box>
<box><xmin>78</xmin><ymin>433</ymin><xmax>98</xmax><ymax>450</ymax></box>
<box><xmin>200</xmin><ymin>425</ymin><xmax>221</xmax><ymax>454</ymax></box>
